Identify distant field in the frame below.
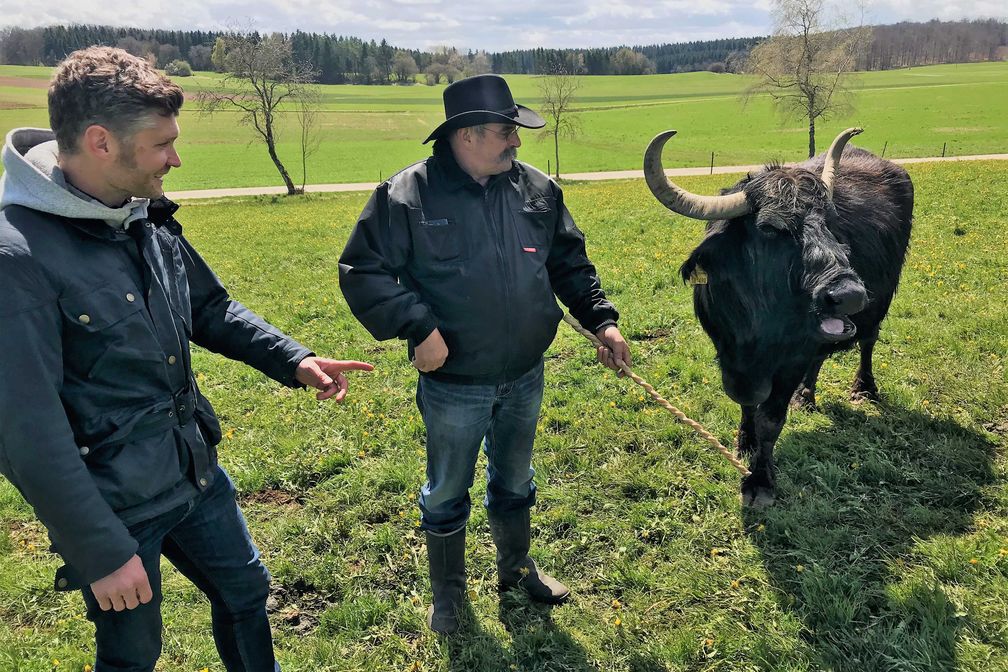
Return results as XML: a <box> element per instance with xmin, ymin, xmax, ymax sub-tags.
<box><xmin>0</xmin><ymin>62</ymin><xmax>1006</xmax><ymax>189</ymax></box>
<box><xmin>1</xmin><ymin>162</ymin><xmax>1005</xmax><ymax>671</ymax></box>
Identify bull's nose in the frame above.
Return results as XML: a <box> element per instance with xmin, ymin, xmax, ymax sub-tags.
<box><xmin>824</xmin><ymin>280</ymin><xmax>867</xmax><ymax>315</ymax></box>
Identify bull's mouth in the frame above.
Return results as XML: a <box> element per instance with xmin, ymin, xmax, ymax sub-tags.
<box><xmin>817</xmin><ymin>315</ymin><xmax>857</xmax><ymax>342</ymax></box>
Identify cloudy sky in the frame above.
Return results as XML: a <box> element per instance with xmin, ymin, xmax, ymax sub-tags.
<box><xmin>3</xmin><ymin>0</ymin><xmax>1005</xmax><ymax>51</ymax></box>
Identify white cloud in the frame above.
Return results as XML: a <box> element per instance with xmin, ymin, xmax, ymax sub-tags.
<box><xmin>0</xmin><ymin>0</ymin><xmax>1003</xmax><ymax>51</ymax></box>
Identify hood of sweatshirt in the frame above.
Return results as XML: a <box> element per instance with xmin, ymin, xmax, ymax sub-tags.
<box><xmin>0</xmin><ymin>128</ymin><xmax>149</xmax><ymax>229</ymax></box>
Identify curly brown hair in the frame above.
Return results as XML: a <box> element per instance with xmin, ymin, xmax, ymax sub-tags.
<box><xmin>48</xmin><ymin>46</ymin><xmax>184</xmax><ymax>154</ymax></box>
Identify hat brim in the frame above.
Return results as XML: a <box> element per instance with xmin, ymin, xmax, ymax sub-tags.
<box><xmin>423</xmin><ymin>104</ymin><xmax>545</xmax><ymax>144</ymax></box>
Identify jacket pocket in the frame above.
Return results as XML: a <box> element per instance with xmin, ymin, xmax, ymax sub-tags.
<box><xmin>193</xmin><ymin>390</ymin><xmax>223</xmax><ymax>447</ymax></box>
<box><xmin>408</xmin><ymin>207</ymin><xmax>464</xmax><ymax>263</ymax></box>
<box><xmin>58</xmin><ymin>285</ymin><xmax>149</xmax><ymax>378</ymax></box>
<box><xmin>87</xmin><ymin>430</ymin><xmax>184</xmax><ymax>513</ymax></box>
<box><xmin>513</xmin><ymin>200</ymin><xmax>555</xmax><ymax>255</ymax></box>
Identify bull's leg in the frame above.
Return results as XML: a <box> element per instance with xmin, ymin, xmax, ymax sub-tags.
<box><xmin>790</xmin><ymin>355</ymin><xmax>827</xmax><ymax>412</ymax></box>
<box><xmin>851</xmin><ymin>328</ymin><xmax>880</xmax><ymax>403</ymax></box>
<box><xmin>740</xmin><ymin>371</ymin><xmax>803</xmax><ymax>508</ymax></box>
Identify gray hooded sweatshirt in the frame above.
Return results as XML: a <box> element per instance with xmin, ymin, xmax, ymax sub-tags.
<box><xmin>0</xmin><ymin>128</ymin><xmax>150</xmax><ymax>228</ymax></box>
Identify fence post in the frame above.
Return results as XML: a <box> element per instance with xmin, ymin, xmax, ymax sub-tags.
<box><xmin>710</xmin><ymin>152</ymin><xmax>714</xmax><ymax>175</ymax></box>
<box><xmin>941</xmin><ymin>142</ymin><xmax>947</xmax><ymax>158</ymax></box>
<box><xmin>881</xmin><ymin>141</ymin><xmax>887</xmax><ymax>158</ymax></box>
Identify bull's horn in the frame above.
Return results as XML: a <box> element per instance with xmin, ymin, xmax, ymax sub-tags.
<box><xmin>644</xmin><ymin>130</ymin><xmax>751</xmax><ymax>221</ymax></box>
<box><xmin>821</xmin><ymin>127</ymin><xmax>863</xmax><ymax>201</ymax></box>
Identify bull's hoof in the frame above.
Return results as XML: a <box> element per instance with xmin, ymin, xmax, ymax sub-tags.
<box><xmin>741</xmin><ymin>484</ymin><xmax>776</xmax><ymax>508</ymax></box>
<box><xmin>790</xmin><ymin>387</ymin><xmax>817</xmax><ymax>412</ymax></box>
<box><xmin>850</xmin><ymin>381</ymin><xmax>880</xmax><ymax>404</ymax></box>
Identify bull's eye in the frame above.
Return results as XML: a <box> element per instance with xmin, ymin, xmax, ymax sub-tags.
<box><xmin>755</xmin><ymin>211</ymin><xmax>788</xmax><ymax>235</ymax></box>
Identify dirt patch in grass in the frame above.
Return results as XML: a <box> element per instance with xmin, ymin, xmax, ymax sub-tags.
<box><xmin>0</xmin><ymin>100</ymin><xmax>37</xmax><ymax>110</ymax></box>
<box><xmin>240</xmin><ymin>487</ymin><xmax>305</xmax><ymax>508</ymax></box>
<box><xmin>634</xmin><ymin>327</ymin><xmax>676</xmax><ymax>341</ymax></box>
<box><xmin>0</xmin><ymin>76</ymin><xmax>49</xmax><ymax>89</ymax></box>
<box><xmin>267</xmin><ymin>578</ymin><xmax>332</xmax><ymax>635</ymax></box>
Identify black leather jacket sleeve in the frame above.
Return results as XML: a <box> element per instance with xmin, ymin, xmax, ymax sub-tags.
<box><xmin>338</xmin><ymin>184</ymin><xmax>439</xmax><ymax>345</ymax></box>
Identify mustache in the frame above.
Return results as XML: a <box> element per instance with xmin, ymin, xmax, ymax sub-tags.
<box><xmin>500</xmin><ymin>147</ymin><xmax>518</xmax><ymax>162</ymax></box>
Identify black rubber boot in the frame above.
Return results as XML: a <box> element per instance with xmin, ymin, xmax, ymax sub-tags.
<box><xmin>488</xmin><ymin>508</ymin><xmax>569</xmax><ymax>605</ymax></box>
<box><xmin>425</xmin><ymin>527</ymin><xmax>466</xmax><ymax>634</ymax></box>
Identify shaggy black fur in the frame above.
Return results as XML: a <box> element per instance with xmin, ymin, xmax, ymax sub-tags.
<box><xmin>678</xmin><ymin>146</ymin><xmax>914</xmax><ymax>506</ymax></box>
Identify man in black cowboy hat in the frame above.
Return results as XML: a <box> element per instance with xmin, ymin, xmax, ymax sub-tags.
<box><xmin>339</xmin><ymin>74</ymin><xmax>630</xmax><ymax>634</ymax></box>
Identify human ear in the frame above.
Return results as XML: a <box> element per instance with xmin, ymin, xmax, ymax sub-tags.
<box><xmin>80</xmin><ymin>124</ymin><xmax>115</xmax><ymax>159</ymax></box>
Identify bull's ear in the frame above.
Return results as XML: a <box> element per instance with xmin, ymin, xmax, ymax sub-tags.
<box><xmin>681</xmin><ymin>249</ymin><xmax>713</xmax><ymax>286</ymax></box>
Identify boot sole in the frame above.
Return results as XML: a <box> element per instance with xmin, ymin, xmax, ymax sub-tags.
<box><xmin>498</xmin><ymin>584</ymin><xmax>571</xmax><ymax>606</ymax></box>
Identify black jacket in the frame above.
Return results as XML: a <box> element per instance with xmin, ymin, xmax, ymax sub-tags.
<box><xmin>0</xmin><ymin>198</ymin><xmax>311</xmax><ymax>585</ymax></box>
<box><xmin>339</xmin><ymin>141</ymin><xmax>618</xmax><ymax>383</ymax></box>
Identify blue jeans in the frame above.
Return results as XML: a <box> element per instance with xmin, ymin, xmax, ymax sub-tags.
<box><xmin>416</xmin><ymin>359</ymin><xmax>544</xmax><ymax>534</ymax></box>
<box><xmin>82</xmin><ymin>466</ymin><xmax>279</xmax><ymax>672</ymax></box>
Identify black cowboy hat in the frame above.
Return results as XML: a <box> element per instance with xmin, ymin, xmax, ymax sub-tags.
<box><xmin>423</xmin><ymin>74</ymin><xmax>546</xmax><ymax>144</ymax></box>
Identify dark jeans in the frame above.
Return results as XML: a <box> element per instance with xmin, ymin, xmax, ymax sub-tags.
<box><xmin>416</xmin><ymin>359</ymin><xmax>544</xmax><ymax>534</ymax></box>
<box><xmin>82</xmin><ymin>466</ymin><xmax>279</xmax><ymax>672</ymax></box>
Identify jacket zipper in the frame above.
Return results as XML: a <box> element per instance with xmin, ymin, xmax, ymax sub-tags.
<box><xmin>484</xmin><ymin>188</ymin><xmax>513</xmax><ymax>376</ymax></box>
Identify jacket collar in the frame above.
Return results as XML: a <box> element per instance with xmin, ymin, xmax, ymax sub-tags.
<box><xmin>148</xmin><ymin>196</ymin><xmax>182</xmax><ymax>234</ymax></box>
<box><xmin>63</xmin><ymin>195</ymin><xmax>182</xmax><ymax>240</ymax></box>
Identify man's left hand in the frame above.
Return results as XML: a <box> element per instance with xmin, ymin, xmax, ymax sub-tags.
<box><xmin>595</xmin><ymin>325</ymin><xmax>631</xmax><ymax>377</ymax></box>
<box><xmin>296</xmin><ymin>357</ymin><xmax>374</xmax><ymax>401</ymax></box>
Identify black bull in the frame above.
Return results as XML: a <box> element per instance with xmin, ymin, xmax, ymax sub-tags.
<box><xmin>644</xmin><ymin>128</ymin><xmax>913</xmax><ymax>506</ymax></box>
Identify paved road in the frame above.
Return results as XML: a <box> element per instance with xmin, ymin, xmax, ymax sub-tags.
<box><xmin>166</xmin><ymin>153</ymin><xmax>1008</xmax><ymax>201</ymax></box>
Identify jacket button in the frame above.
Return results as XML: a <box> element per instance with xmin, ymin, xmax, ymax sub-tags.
<box><xmin>78</xmin><ymin>314</ymin><xmax>91</xmax><ymax>324</ymax></box>
<box><xmin>199</xmin><ymin>478</ymin><xmax>208</xmax><ymax>487</ymax></box>
<box><xmin>79</xmin><ymin>446</ymin><xmax>90</xmax><ymax>456</ymax></box>
<box><xmin>126</xmin><ymin>293</ymin><xmax>136</xmax><ymax>303</ymax></box>
<box><xmin>56</xmin><ymin>577</ymin><xmax>68</xmax><ymax>589</ymax></box>
<box><xmin>168</xmin><ymin>355</ymin><xmax>177</xmax><ymax>365</ymax></box>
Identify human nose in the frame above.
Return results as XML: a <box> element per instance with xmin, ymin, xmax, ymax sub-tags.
<box><xmin>168</xmin><ymin>146</ymin><xmax>182</xmax><ymax>168</ymax></box>
<box><xmin>510</xmin><ymin>131</ymin><xmax>521</xmax><ymax>148</ymax></box>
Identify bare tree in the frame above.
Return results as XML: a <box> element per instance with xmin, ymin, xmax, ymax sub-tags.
<box><xmin>296</xmin><ymin>86</ymin><xmax>322</xmax><ymax>192</ymax></box>
<box><xmin>537</xmin><ymin>65</ymin><xmax>581</xmax><ymax>180</ymax></box>
<box><xmin>745</xmin><ymin>0</ymin><xmax>870</xmax><ymax>158</ymax></box>
<box><xmin>198</xmin><ymin>33</ymin><xmax>318</xmax><ymax>195</ymax></box>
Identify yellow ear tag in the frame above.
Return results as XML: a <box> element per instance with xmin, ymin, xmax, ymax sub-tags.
<box><xmin>688</xmin><ymin>265</ymin><xmax>708</xmax><ymax>285</ymax></box>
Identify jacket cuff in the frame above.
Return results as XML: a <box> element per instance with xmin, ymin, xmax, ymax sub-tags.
<box><xmin>593</xmin><ymin>318</ymin><xmax>617</xmax><ymax>334</ymax></box>
<box><xmin>404</xmin><ymin>315</ymin><xmax>438</xmax><ymax>348</ymax></box>
<box><xmin>287</xmin><ymin>348</ymin><xmax>316</xmax><ymax>389</ymax></box>
<box><xmin>56</xmin><ymin>521</ymin><xmax>139</xmax><ymax>586</ymax></box>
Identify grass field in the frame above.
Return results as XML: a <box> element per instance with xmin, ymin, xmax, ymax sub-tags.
<box><xmin>1</xmin><ymin>160</ymin><xmax>1006</xmax><ymax>671</ymax></box>
<box><xmin>1</xmin><ymin>62</ymin><xmax>1007</xmax><ymax>190</ymax></box>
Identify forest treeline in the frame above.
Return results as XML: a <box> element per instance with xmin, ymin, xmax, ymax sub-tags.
<box><xmin>0</xmin><ymin>19</ymin><xmax>1004</xmax><ymax>84</ymax></box>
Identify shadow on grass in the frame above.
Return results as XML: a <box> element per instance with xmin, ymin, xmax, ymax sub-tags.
<box><xmin>743</xmin><ymin>401</ymin><xmax>997</xmax><ymax>672</ymax></box>
<box><xmin>442</xmin><ymin>602</ymin><xmax>512</xmax><ymax>672</ymax></box>
<box><xmin>445</xmin><ymin>592</ymin><xmax>640</xmax><ymax>672</ymax></box>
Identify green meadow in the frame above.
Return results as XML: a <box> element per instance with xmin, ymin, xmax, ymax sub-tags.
<box><xmin>1</xmin><ymin>62</ymin><xmax>1007</xmax><ymax>189</ymax></box>
<box><xmin>1</xmin><ymin>160</ymin><xmax>1006</xmax><ymax>671</ymax></box>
